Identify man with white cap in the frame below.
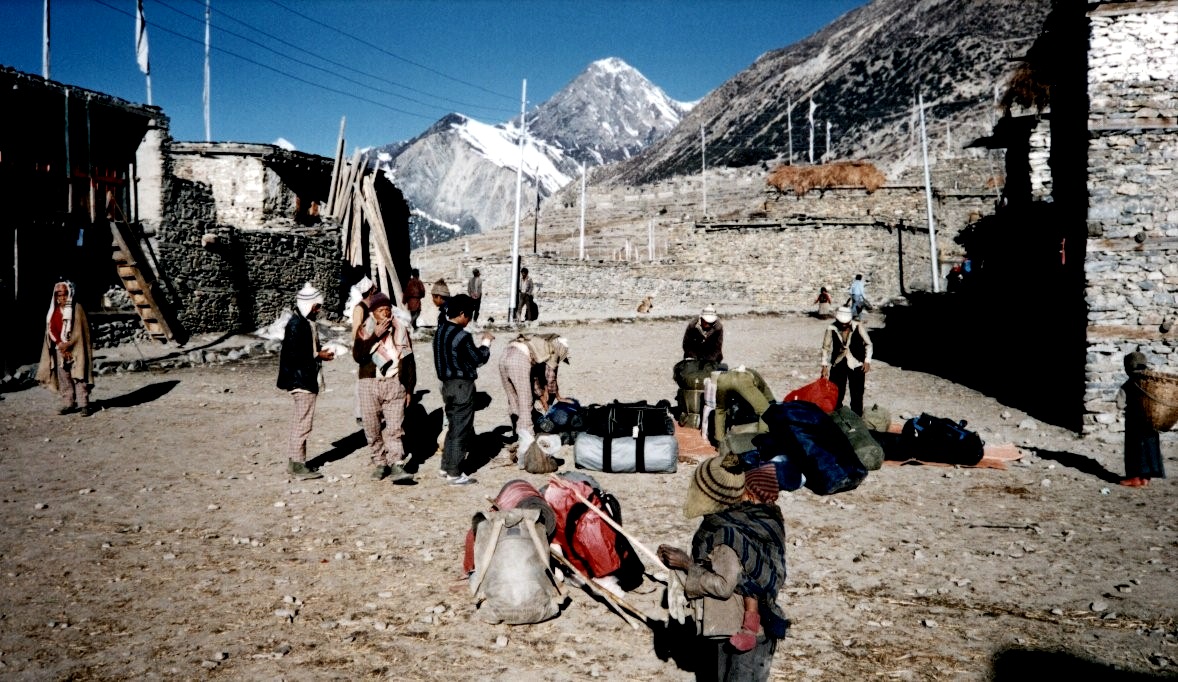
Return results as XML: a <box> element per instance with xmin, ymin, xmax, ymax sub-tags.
<box><xmin>820</xmin><ymin>306</ymin><xmax>873</xmax><ymax>415</ymax></box>
<box><xmin>683</xmin><ymin>304</ymin><xmax>724</xmax><ymax>364</ymax></box>
<box><xmin>277</xmin><ymin>282</ymin><xmax>334</xmax><ymax>479</ymax></box>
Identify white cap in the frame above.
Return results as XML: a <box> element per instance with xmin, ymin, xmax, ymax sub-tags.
<box><xmin>835</xmin><ymin>306</ymin><xmax>853</xmax><ymax>324</ymax></box>
<box><xmin>700</xmin><ymin>305</ymin><xmax>718</xmax><ymax>324</ymax></box>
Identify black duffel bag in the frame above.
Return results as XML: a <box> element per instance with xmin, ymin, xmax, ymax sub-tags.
<box><xmin>899</xmin><ymin>413</ymin><xmax>985</xmax><ymax>465</ymax></box>
<box><xmin>583</xmin><ymin>400</ymin><xmax>675</xmax><ymax>439</ymax></box>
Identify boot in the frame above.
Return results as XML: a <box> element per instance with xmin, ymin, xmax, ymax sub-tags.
<box><xmin>288</xmin><ymin>460</ymin><xmax>324</xmax><ymax>480</ymax></box>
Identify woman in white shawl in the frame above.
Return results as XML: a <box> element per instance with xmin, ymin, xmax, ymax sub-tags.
<box><xmin>37</xmin><ymin>280</ymin><xmax>95</xmax><ymax>415</ymax></box>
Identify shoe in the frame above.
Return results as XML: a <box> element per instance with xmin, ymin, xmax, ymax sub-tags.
<box><xmin>372</xmin><ymin>465</ymin><xmax>392</xmax><ymax>480</ymax></box>
<box><xmin>446</xmin><ymin>473</ymin><xmax>477</xmax><ymax>486</ymax></box>
<box><xmin>389</xmin><ymin>463</ymin><xmax>414</xmax><ymax>483</ymax></box>
<box><xmin>79</xmin><ymin>405</ymin><xmax>96</xmax><ymax>417</ymax></box>
<box><xmin>437</xmin><ymin>469</ymin><xmax>450</xmax><ymax>480</ymax></box>
<box><xmin>288</xmin><ymin>460</ymin><xmax>324</xmax><ymax>480</ymax></box>
<box><xmin>1119</xmin><ymin>477</ymin><xmax>1149</xmax><ymax>488</ymax></box>
<box><xmin>58</xmin><ymin>405</ymin><xmax>76</xmax><ymax>415</ymax></box>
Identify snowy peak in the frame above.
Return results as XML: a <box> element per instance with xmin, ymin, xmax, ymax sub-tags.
<box><xmin>527</xmin><ymin>57</ymin><xmax>691</xmax><ymax>165</ymax></box>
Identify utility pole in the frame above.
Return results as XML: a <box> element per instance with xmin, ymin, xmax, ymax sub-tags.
<box><xmin>700</xmin><ymin>125</ymin><xmax>707</xmax><ymax>220</ymax></box>
<box><xmin>578</xmin><ymin>161</ymin><xmax>586</xmax><ymax>260</ymax></box>
<box><xmin>919</xmin><ymin>93</ymin><xmax>940</xmax><ymax>293</ymax></box>
<box><xmin>508</xmin><ymin>79</ymin><xmax>526</xmax><ymax>324</ymax></box>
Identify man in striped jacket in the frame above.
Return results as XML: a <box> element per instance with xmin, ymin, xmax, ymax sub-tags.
<box><xmin>433</xmin><ymin>294</ymin><xmax>494</xmax><ymax>485</ymax></box>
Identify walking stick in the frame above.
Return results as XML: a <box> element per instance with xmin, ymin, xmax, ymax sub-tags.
<box><xmin>547</xmin><ymin>475</ymin><xmax>669</xmax><ymax>572</ymax></box>
<box><xmin>549</xmin><ymin>548</ymin><xmax>646</xmax><ymax>630</ymax></box>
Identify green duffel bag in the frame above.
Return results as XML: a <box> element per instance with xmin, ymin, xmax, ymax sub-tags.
<box><xmin>831</xmin><ymin>406</ymin><xmax>885</xmax><ymax>471</ymax></box>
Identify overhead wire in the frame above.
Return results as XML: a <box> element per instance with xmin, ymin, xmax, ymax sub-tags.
<box><xmin>166</xmin><ymin>0</ymin><xmax>516</xmax><ymax>117</ymax></box>
<box><xmin>88</xmin><ymin>0</ymin><xmax>446</xmax><ymax>122</ymax></box>
<box><xmin>264</xmin><ymin>0</ymin><xmax>516</xmax><ymax>103</ymax></box>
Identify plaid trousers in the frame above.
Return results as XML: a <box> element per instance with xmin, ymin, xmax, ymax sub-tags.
<box><xmin>54</xmin><ymin>354</ymin><xmax>90</xmax><ymax>409</ymax></box>
<box><xmin>288</xmin><ymin>391</ymin><xmax>317</xmax><ymax>462</ymax></box>
<box><xmin>498</xmin><ymin>346</ymin><xmax>533</xmax><ymax>421</ymax></box>
<box><xmin>358</xmin><ymin>377</ymin><xmax>406</xmax><ymax>466</ymax></box>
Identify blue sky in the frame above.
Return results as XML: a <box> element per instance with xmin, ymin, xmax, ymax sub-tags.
<box><xmin>1</xmin><ymin>0</ymin><xmax>866</xmax><ymax>157</ymax></box>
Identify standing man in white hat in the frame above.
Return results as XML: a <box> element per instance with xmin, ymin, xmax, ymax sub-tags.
<box><xmin>820</xmin><ymin>306</ymin><xmax>873</xmax><ymax>415</ymax></box>
<box><xmin>278</xmin><ymin>282</ymin><xmax>334</xmax><ymax>479</ymax></box>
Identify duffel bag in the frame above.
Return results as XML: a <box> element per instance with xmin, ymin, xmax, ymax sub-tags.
<box><xmin>761</xmin><ymin>401</ymin><xmax>867</xmax><ymax>495</ymax></box>
<box><xmin>574</xmin><ymin>432</ymin><xmax>677</xmax><ymax>473</ymax></box>
<box><xmin>900</xmin><ymin>413</ymin><xmax>984</xmax><ymax>465</ymax></box>
<box><xmin>830</xmin><ymin>406</ymin><xmax>885</xmax><ymax>470</ymax></box>
<box><xmin>583</xmin><ymin>400</ymin><xmax>675</xmax><ymax>439</ymax></box>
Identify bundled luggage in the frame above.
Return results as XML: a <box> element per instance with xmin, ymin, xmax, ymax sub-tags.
<box><xmin>829</xmin><ymin>406</ymin><xmax>884</xmax><ymax>470</ymax></box>
<box><xmin>469</xmin><ymin>507</ymin><xmax>562</xmax><ymax>624</ymax></box>
<box><xmin>575</xmin><ymin>400</ymin><xmax>678</xmax><ymax>473</ymax></box>
<box><xmin>541</xmin><ymin>473</ymin><xmax>644</xmax><ymax>589</ymax></box>
<box><xmin>783</xmin><ymin>376</ymin><xmax>839</xmax><ymax>414</ymax></box>
<box><xmin>898</xmin><ymin>413</ymin><xmax>985</xmax><ymax>465</ymax></box>
<box><xmin>760</xmin><ymin>401</ymin><xmax>867</xmax><ymax>495</ymax></box>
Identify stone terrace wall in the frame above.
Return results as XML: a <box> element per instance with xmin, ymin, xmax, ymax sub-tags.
<box><xmin>1083</xmin><ymin>2</ymin><xmax>1178</xmax><ymax>436</ymax></box>
<box><xmin>171</xmin><ymin>149</ymin><xmax>296</xmax><ymax>229</ymax></box>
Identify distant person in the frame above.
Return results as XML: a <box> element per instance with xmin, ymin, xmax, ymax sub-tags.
<box><xmin>814</xmin><ymin>286</ymin><xmax>833</xmax><ymax>319</ymax></box>
<box><xmin>433</xmin><ymin>294</ymin><xmax>494</xmax><ymax>485</ymax></box>
<box><xmin>1117</xmin><ymin>352</ymin><xmax>1166</xmax><ymax>488</ymax></box>
<box><xmin>683</xmin><ymin>305</ymin><xmax>724</xmax><ymax>364</ymax></box>
<box><xmin>820</xmin><ymin>306</ymin><xmax>872</xmax><ymax>416</ymax></box>
<box><xmin>849</xmin><ymin>274</ymin><xmax>868</xmax><ymax>320</ymax></box>
<box><xmin>517</xmin><ymin>267</ymin><xmax>535</xmax><ymax>324</ymax></box>
<box><xmin>467</xmin><ymin>268</ymin><xmax>483</xmax><ymax>324</ymax></box>
<box><xmin>37</xmin><ymin>280</ymin><xmax>95</xmax><ymax>416</ymax></box>
<box><xmin>277</xmin><ymin>283</ymin><xmax>334</xmax><ymax>480</ymax></box>
<box><xmin>432</xmin><ymin>279</ymin><xmax>451</xmax><ymax>325</ymax></box>
<box><xmin>402</xmin><ymin>268</ymin><xmax>426</xmax><ymax>329</ymax></box>
<box><xmin>353</xmin><ymin>292</ymin><xmax>414</xmax><ymax>483</ymax></box>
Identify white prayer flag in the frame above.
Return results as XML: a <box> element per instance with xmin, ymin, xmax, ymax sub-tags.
<box><xmin>808</xmin><ymin>98</ymin><xmax>816</xmax><ymax>125</ymax></box>
<box><xmin>136</xmin><ymin>0</ymin><xmax>150</xmax><ymax>75</ymax></box>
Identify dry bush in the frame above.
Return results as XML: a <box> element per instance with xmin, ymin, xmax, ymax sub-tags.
<box><xmin>766</xmin><ymin>161</ymin><xmax>887</xmax><ymax>196</ymax></box>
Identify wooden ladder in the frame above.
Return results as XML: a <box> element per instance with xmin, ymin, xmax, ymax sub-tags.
<box><xmin>109</xmin><ymin>219</ymin><xmax>181</xmax><ymax>344</ymax></box>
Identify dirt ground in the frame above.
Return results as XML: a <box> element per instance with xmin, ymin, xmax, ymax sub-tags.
<box><xmin>0</xmin><ymin>314</ymin><xmax>1175</xmax><ymax>681</ymax></box>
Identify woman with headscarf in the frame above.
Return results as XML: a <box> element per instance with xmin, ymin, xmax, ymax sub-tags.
<box><xmin>658</xmin><ymin>457</ymin><xmax>788</xmax><ymax>681</ymax></box>
<box><xmin>37</xmin><ymin>281</ymin><xmax>95</xmax><ymax>416</ymax></box>
<box><xmin>1117</xmin><ymin>351</ymin><xmax>1166</xmax><ymax>487</ymax></box>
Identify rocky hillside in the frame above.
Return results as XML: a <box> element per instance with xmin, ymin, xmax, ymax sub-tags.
<box><xmin>600</xmin><ymin>0</ymin><xmax>1050</xmax><ymax>185</ymax></box>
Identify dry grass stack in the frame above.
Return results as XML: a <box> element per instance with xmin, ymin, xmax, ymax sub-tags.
<box><xmin>1134</xmin><ymin>370</ymin><xmax>1178</xmax><ymax>431</ymax></box>
<box><xmin>767</xmin><ymin>161</ymin><xmax>887</xmax><ymax>197</ymax></box>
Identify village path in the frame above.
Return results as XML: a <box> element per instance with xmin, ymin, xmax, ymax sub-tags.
<box><xmin>0</xmin><ymin>314</ymin><xmax>1174</xmax><ymax>680</ymax></box>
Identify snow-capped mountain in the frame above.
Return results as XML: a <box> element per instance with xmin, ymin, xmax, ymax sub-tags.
<box><xmin>375</xmin><ymin>57</ymin><xmax>690</xmax><ymax>246</ymax></box>
<box><xmin>525</xmin><ymin>57</ymin><xmax>691</xmax><ymax>166</ymax></box>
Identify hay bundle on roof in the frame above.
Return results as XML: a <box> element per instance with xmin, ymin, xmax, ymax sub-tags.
<box><xmin>767</xmin><ymin>161</ymin><xmax>886</xmax><ymax>197</ymax></box>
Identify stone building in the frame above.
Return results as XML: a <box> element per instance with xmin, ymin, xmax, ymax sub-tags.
<box><xmin>0</xmin><ymin>67</ymin><xmax>373</xmax><ymax>367</ymax></box>
<box><xmin>1081</xmin><ymin>1</ymin><xmax>1178</xmax><ymax>436</ymax></box>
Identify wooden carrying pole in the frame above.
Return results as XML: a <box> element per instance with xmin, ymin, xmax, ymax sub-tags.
<box><xmin>549</xmin><ymin>549</ymin><xmax>645</xmax><ymax>630</ymax></box>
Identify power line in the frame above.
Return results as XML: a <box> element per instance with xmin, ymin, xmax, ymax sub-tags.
<box><xmin>166</xmin><ymin>0</ymin><xmax>516</xmax><ymax>117</ymax></box>
<box><xmin>264</xmin><ymin>0</ymin><xmax>516</xmax><ymax>103</ymax></box>
<box><xmin>89</xmin><ymin>0</ymin><xmax>444</xmax><ymax>122</ymax></box>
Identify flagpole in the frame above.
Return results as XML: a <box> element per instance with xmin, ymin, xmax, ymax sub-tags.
<box><xmin>508</xmin><ymin>79</ymin><xmax>526</xmax><ymax>325</ymax></box>
<box><xmin>203</xmin><ymin>0</ymin><xmax>211</xmax><ymax>141</ymax></box>
<box><xmin>808</xmin><ymin>98</ymin><xmax>815</xmax><ymax>164</ymax></box>
<box><xmin>700</xmin><ymin>124</ymin><xmax>707</xmax><ymax>220</ymax></box>
<box><xmin>42</xmin><ymin>0</ymin><xmax>50</xmax><ymax>79</ymax></box>
<box><xmin>787</xmin><ymin>98</ymin><xmax>792</xmax><ymax>165</ymax></box>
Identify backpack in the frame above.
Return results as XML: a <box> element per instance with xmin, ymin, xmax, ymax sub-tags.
<box><xmin>470</xmin><ymin>508</ymin><xmax>562</xmax><ymax>625</ymax></box>
<box><xmin>900</xmin><ymin>413</ymin><xmax>985</xmax><ymax>466</ymax></box>
<box><xmin>542</xmin><ymin>475</ymin><xmax>644</xmax><ymax>590</ymax></box>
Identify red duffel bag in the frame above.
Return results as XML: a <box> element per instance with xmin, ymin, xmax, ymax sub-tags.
<box><xmin>783</xmin><ymin>376</ymin><xmax>839</xmax><ymax>413</ymax></box>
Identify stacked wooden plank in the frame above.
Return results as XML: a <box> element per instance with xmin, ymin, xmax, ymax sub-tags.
<box><xmin>325</xmin><ymin>118</ymin><xmax>405</xmax><ymax>307</ymax></box>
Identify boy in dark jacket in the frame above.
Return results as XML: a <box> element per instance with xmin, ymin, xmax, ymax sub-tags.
<box><xmin>278</xmin><ymin>283</ymin><xmax>334</xmax><ymax>479</ymax></box>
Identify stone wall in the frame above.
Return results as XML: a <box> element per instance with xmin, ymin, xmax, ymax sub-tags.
<box><xmin>153</xmin><ymin>166</ymin><xmax>341</xmax><ymax>335</ymax></box>
<box><xmin>1083</xmin><ymin>2</ymin><xmax>1178</xmax><ymax>436</ymax></box>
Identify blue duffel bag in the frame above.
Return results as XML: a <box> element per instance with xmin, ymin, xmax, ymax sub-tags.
<box><xmin>760</xmin><ymin>401</ymin><xmax>867</xmax><ymax>495</ymax></box>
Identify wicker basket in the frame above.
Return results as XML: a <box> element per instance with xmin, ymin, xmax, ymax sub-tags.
<box><xmin>1135</xmin><ymin>369</ymin><xmax>1178</xmax><ymax>431</ymax></box>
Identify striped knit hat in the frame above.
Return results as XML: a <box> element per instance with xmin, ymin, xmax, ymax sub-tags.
<box><xmin>744</xmin><ymin>464</ymin><xmax>780</xmax><ymax>505</ymax></box>
<box><xmin>684</xmin><ymin>455</ymin><xmax>745</xmax><ymax>518</ymax></box>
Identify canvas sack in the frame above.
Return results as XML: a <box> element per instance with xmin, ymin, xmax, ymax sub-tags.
<box><xmin>470</xmin><ymin>507</ymin><xmax>562</xmax><ymax>625</ymax></box>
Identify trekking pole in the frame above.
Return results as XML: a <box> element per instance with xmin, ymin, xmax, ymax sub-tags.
<box><xmin>549</xmin><ymin>549</ymin><xmax>645</xmax><ymax>630</ymax></box>
<box><xmin>547</xmin><ymin>475</ymin><xmax>669</xmax><ymax>572</ymax></box>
